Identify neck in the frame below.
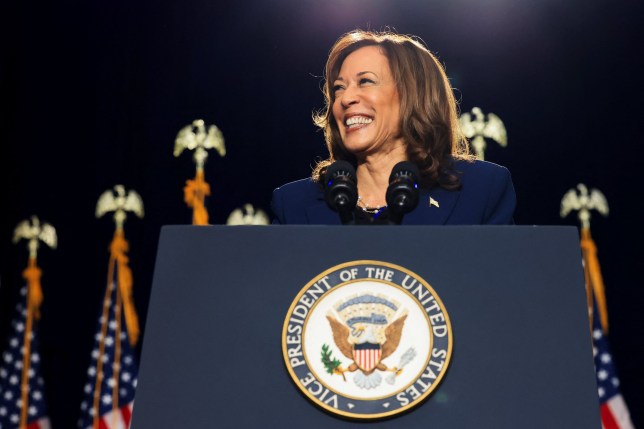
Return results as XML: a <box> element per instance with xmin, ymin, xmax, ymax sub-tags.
<box><xmin>355</xmin><ymin>142</ymin><xmax>408</xmax><ymax>207</ymax></box>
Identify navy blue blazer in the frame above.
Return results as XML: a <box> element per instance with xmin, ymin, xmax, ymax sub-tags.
<box><xmin>271</xmin><ymin>159</ymin><xmax>516</xmax><ymax>225</ymax></box>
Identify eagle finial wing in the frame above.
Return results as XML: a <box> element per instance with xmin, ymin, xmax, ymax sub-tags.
<box><xmin>459</xmin><ymin>112</ymin><xmax>475</xmax><ymax>138</ymax></box>
<box><xmin>96</xmin><ymin>189</ymin><xmax>116</xmax><ymax>218</ymax></box>
<box><xmin>124</xmin><ymin>189</ymin><xmax>145</xmax><ymax>218</ymax></box>
<box><xmin>326</xmin><ymin>315</ymin><xmax>353</xmax><ymax>359</ymax></box>
<box><xmin>560</xmin><ymin>188</ymin><xmax>580</xmax><ymax>218</ymax></box>
<box><xmin>12</xmin><ymin>220</ymin><xmax>32</xmax><ymax>243</ymax></box>
<box><xmin>483</xmin><ymin>113</ymin><xmax>507</xmax><ymax>147</ymax></box>
<box><xmin>381</xmin><ymin>314</ymin><xmax>408</xmax><ymax>359</ymax></box>
<box><xmin>174</xmin><ymin>124</ymin><xmax>198</xmax><ymax>157</ymax></box>
<box><xmin>39</xmin><ymin>223</ymin><xmax>58</xmax><ymax>249</ymax></box>
<box><xmin>205</xmin><ymin>124</ymin><xmax>226</xmax><ymax>157</ymax></box>
<box><xmin>590</xmin><ymin>189</ymin><xmax>609</xmax><ymax>217</ymax></box>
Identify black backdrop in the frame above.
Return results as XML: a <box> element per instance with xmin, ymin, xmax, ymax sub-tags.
<box><xmin>1</xmin><ymin>0</ymin><xmax>643</xmax><ymax>427</ymax></box>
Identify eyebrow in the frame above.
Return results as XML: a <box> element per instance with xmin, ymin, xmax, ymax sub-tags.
<box><xmin>334</xmin><ymin>71</ymin><xmax>377</xmax><ymax>82</ymax></box>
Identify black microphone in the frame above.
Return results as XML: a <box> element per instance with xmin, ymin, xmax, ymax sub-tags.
<box><xmin>385</xmin><ymin>161</ymin><xmax>420</xmax><ymax>225</ymax></box>
<box><xmin>324</xmin><ymin>161</ymin><xmax>358</xmax><ymax>225</ymax></box>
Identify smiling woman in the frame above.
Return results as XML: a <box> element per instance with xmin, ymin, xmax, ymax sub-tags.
<box><xmin>271</xmin><ymin>30</ymin><xmax>516</xmax><ymax>225</ymax></box>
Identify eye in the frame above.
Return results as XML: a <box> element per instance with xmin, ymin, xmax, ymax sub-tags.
<box><xmin>332</xmin><ymin>84</ymin><xmax>345</xmax><ymax>93</ymax></box>
<box><xmin>359</xmin><ymin>77</ymin><xmax>375</xmax><ymax>85</ymax></box>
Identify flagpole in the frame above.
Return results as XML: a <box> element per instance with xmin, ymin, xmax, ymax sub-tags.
<box><xmin>91</xmin><ymin>256</ymin><xmax>116</xmax><ymax>429</ymax></box>
<box><xmin>11</xmin><ymin>216</ymin><xmax>56</xmax><ymax>429</ymax></box>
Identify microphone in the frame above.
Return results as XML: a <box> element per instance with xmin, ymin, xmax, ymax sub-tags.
<box><xmin>385</xmin><ymin>161</ymin><xmax>420</xmax><ymax>225</ymax></box>
<box><xmin>324</xmin><ymin>161</ymin><xmax>358</xmax><ymax>225</ymax></box>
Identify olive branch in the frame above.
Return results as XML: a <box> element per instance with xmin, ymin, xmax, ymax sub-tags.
<box><xmin>321</xmin><ymin>344</ymin><xmax>345</xmax><ymax>380</ymax></box>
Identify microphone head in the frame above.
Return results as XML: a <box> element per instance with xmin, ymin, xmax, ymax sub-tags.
<box><xmin>324</xmin><ymin>161</ymin><xmax>358</xmax><ymax>212</ymax></box>
<box><xmin>388</xmin><ymin>161</ymin><xmax>420</xmax><ymax>184</ymax></box>
<box><xmin>386</xmin><ymin>161</ymin><xmax>420</xmax><ymax>215</ymax></box>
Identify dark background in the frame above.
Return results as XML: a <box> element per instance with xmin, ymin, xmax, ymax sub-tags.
<box><xmin>1</xmin><ymin>0</ymin><xmax>642</xmax><ymax>427</ymax></box>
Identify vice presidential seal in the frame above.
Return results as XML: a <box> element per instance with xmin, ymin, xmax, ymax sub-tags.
<box><xmin>282</xmin><ymin>260</ymin><xmax>452</xmax><ymax>419</ymax></box>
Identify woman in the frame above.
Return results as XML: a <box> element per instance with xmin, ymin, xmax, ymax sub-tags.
<box><xmin>271</xmin><ymin>30</ymin><xmax>516</xmax><ymax>225</ymax></box>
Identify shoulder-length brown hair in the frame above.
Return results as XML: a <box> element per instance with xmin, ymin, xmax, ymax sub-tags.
<box><xmin>312</xmin><ymin>30</ymin><xmax>471</xmax><ymax>190</ymax></box>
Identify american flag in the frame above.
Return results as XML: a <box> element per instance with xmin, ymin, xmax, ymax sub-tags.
<box><xmin>591</xmin><ymin>303</ymin><xmax>635</xmax><ymax>429</ymax></box>
<box><xmin>78</xmin><ymin>263</ymin><xmax>137</xmax><ymax>429</ymax></box>
<box><xmin>0</xmin><ymin>287</ymin><xmax>51</xmax><ymax>429</ymax></box>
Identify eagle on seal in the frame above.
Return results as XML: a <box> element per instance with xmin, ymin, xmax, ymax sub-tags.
<box><xmin>326</xmin><ymin>313</ymin><xmax>407</xmax><ymax>389</ymax></box>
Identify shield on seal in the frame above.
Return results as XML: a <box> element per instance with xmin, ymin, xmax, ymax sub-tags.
<box><xmin>353</xmin><ymin>342</ymin><xmax>382</xmax><ymax>372</ymax></box>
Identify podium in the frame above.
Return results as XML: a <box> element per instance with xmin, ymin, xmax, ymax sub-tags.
<box><xmin>131</xmin><ymin>225</ymin><xmax>601</xmax><ymax>428</ymax></box>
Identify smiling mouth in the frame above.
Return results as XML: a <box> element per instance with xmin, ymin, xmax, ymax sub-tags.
<box><xmin>345</xmin><ymin>116</ymin><xmax>373</xmax><ymax>129</ymax></box>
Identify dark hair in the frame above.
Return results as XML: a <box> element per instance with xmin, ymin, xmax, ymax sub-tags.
<box><xmin>312</xmin><ymin>30</ymin><xmax>471</xmax><ymax>189</ymax></box>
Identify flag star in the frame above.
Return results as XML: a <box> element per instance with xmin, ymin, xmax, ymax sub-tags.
<box><xmin>0</xmin><ymin>406</ymin><xmax>6</xmax><ymax>416</ymax></box>
<box><xmin>80</xmin><ymin>401</ymin><xmax>87</xmax><ymax>411</ymax></box>
<box><xmin>600</xmin><ymin>353</ymin><xmax>611</xmax><ymax>364</ymax></box>
<box><xmin>28</xmin><ymin>368</ymin><xmax>35</xmax><ymax>378</ymax></box>
<box><xmin>84</xmin><ymin>384</ymin><xmax>92</xmax><ymax>393</ymax></box>
<box><xmin>95</xmin><ymin>333</ymin><xmax>102</xmax><ymax>341</ymax></box>
<box><xmin>592</xmin><ymin>329</ymin><xmax>602</xmax><ymax>340</ymax></box>
<box><xmin>37</xmin><ymin>377</ymin><xmax>44</xmax><ymax>385</ymax></box>
<box><xmin>109</xmin><ymin>321</ymin><xmax>117</xmax><ymax>330</ymax></box>
<box><xmin>9</xmin><ymin>375</ymin><xmax>18</xmax><ymax>385</ymax></box>
<box><xmin>120</xmin><ymin>388</ymin><xmax>127</xmax><ymax>397</ymax></box>
<box><xmin>3</xmin><ymin>354</ymin><xmax>12</xmax><ymax>363</ymax></box>
<box><xmin>10</xmin><ymin>413</ymin><xmax>19</xmax><ymax>423</ymax></box>
<box><xmin>99</xmin><ymin>316</ymin><xmax>106</xmax><ymax>323</ymax></box>
<box><xmin>122</xmin><ymin>372</ymin><xmax>131</xmax><ymax>382</ymax></box>
<box><xmin>15</xmin><ymin>323</ymin><xmax>24</xmax><ymax>332</ymax></box>
<box><xmin>597</xmin><ymin>370</ymin><xmax>608</xmax><ymax>380</ymax></box>
<box><xmin>89</xmin><ymin>407</ymin><xmax>95</xmax><ymax>416</ymax></box>
<box><xmin>91</xmin><ymin>349</ymin><xmax>99</xmax><ymax>359</ymax></box>
<box><xmin>0</xmin><ymin>368</ymin><xmax>7</xmax><ymax>378</ymax></box>
<box><xmin>132</xmin><ymin>378</ymin><xmax>138</xmax><ymax>387</ymax></box>
<box><xmin>88</xmin><ymin>366</ymin><xmax>96</xmax><ymax>376</ymax></box>
<box><xmin>14</xmin><ymin>360</ymin><xmax>22</xmax><ymax>369</ymax></box>
<box><xmin>4</xmin><ymin>391</ymin><xmax>13</xmax><ymax>400</ymax></box>
<box><xmin>32</xmin><ymin>390</ymin><xmax>42</xmax><ymax>400</ymax></box>
<box><xmin>598</xmin><ymin>387</ymin><xmax>605</xmax><ymax>397</ymax></box>
<box><xmin>107</xmin><ymin>378</ymin><xmax>116</xmax><ymax>388</ymax></box>
<box><xmin>105</xmin><ymin>336</ymin><xmax>114</xmax><ymax>347</ymax></box>
<box><xmin>102</xmin><ymin>394</ymin><xmax>112</xmax><ymax>405</ymax></box>
<box><xmin>102</xmin><ymin>354</ymin><xmax>109</xmax><ymax>363</ymax></box>
<box><xmin>28</xmin><ymin>405</ymin><xmax>37</xmax><ymax>415</ymax></box>
<box><xmin>120</xmin><ymin>332</ymin><xmax>127</xmax><ymax>340</ymax></box>
<box><xmin>123</xmin><ymin>356</ymin><xmax>133</xmax><ymax>365</ymax></box>
<box><xmin>31</xmin><ymin>353</ymin><xmax>39</xmax><ymax>363</ymax></box>
<box><xmin>9</xmin><ymin>338</ymin><xmax>19</xmax><ymax>348</ymax></box>
<box><xmin>612</xmin><ymin>378</ymin><xmax>620</xmax><ymax>387</ymax></box>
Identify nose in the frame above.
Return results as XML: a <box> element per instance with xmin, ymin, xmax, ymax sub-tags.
<box><xmin>338</xmin><ymin>84</ymin><xmax>359</xmax><ymax>107</ymax></box>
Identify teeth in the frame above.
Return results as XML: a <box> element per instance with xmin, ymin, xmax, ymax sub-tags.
<box><xmin>345</xmin><ymin>116</ymin><xmax>373</xmax><ymax>126</ymax></box>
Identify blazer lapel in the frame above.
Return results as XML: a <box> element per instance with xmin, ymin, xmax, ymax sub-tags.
<box><xmin>402</xmin><ymin>187</ymin><xmax>461</xmax><ymax>225</ymax></box>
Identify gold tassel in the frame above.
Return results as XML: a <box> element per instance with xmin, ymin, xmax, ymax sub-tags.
<box><xmin>110</xmin><ymin>230</ymin><xmax>140</xmax><ymax>346</ymax></box>
<box><xmin>23</xmin><ymin>257</ymin><xmax>43</xmax><ymax>320</ymax></box>
<box><xmin>580</xmin><ymin>227</ymin><xmax>609</xmax><ymax>333</ymax></box>
<box><xmin>183</xmin><ymin>169</ymin><xmax>211</xmax><ymax>225</ymax></box>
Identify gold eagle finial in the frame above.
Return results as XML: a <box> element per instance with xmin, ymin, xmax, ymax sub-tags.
<box><xmin>174</xmin><ymin>119</ymin><xmax>226</xmax><ymax>170</ymax></box>
<box><xmin>460</xmin><ymin>106</ymin><xmax>507</xmax><ymax>160</ymax></box>
<box><xmin>96</xmin><ymin>185</ymin><xmax>145</xmax><ymax>231</ymax></box>
<box><xmin>13</xmin><ymin>216</ymin><xmax>57</xmax><ymax>259</ymax></box>
<box><xmin>560</xmin><ymin>183</ymin><xmax>609</xmax><ymax>229</ymax></box>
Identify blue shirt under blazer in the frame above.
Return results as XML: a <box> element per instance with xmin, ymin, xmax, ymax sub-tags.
<box><xmin>271</xmin><ymin>159</ymin><xmax>516</xmax><ymax>225</ymax></box>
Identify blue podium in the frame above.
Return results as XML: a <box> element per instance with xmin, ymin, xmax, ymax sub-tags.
<box><xmin>131</xmin><ymin>225</ymin><xmax>601</xmax><ymax>428</ymax></box>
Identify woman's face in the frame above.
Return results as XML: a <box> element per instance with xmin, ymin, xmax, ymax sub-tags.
<box><xmin>332</xmin><ymin>45</ymin><xmax>403</xmax><ymax>158</ymax></box>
